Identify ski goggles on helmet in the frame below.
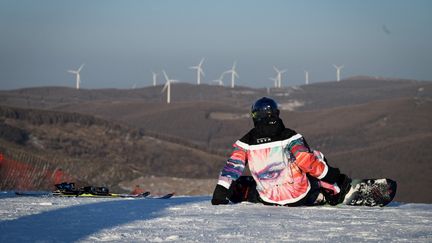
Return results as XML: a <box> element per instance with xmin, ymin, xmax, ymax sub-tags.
<box><xmin>251</xmin><ymin>109</ymin><xmax>275</xmax><ymax>120</ymax></box>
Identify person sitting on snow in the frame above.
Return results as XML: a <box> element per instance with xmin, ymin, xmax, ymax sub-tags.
<box><xmin>211</xmin><ymin>97</ymin><xmax>351</xmax><ymax>206</ymax></box>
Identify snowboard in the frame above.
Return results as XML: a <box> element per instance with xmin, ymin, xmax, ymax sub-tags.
<box><xmin>51</xmin><ymin>191</ymin><xmax>151</xmax><ymax>198</ymax></box>
<box><xmin>16</xmin><ymin>191</ymin><xmax>150</xmax><ymax>198</ymax></box>
<box><xmin>15</xmin><ymin>191</ymin><xmax>175</xmax><ymax>199</ymax></box>
<box><xmin>342</xmin><ymin>178</ymin><xmax>397</xmax><ymax>207</ymax></box>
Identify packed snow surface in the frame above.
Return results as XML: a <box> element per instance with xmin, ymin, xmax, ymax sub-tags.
<box><xmin>0</xmin><ymin>191</ymin><xmax>431</xmax><ymax>242</ymax></box>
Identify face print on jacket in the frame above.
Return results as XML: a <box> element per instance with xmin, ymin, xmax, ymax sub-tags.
<box><xmin>247</xmin><ymin>145</ymin><xmax>309</xmax><ymax>204</ymax></box>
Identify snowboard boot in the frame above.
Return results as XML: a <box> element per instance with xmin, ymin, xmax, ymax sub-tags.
<box><xmin>55</xmin><ymin>182</ymin><xmax>81</xmax><ymax>195</ymax></box>
<box><xmin>82</xmin><ymin>186</ymin><xmax>110</xmax><ymax>196</ymax></box>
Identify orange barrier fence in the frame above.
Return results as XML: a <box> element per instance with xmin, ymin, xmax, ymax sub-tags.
<box><xmin>0</xmin><ymin>147</ymin><xmax>74</xmax><ymax>191</ymax></box>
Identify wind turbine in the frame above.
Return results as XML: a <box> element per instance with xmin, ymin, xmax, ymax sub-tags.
<box><xmin>161</xmin><ymin>70</ymin><xmax>178</xmax><ymax>104</ymax></box>
<box><xmin>152</xmin><ymin>72</ymin><xmax>158</xmax><ymax>86</ymax></box>
<box><xmin>304</xmin><ymin>71</ymin><xmax>309</xmax><ymax>85</ymax></box>
<box><xmin>211</xmin><ymin>72</ymin><xmax>225</xmax><ymax>86</ymax></box>
<box><xmin>273</xmin><ymin>66</ymin><xmax>286</xmax><ymax>88</ymax></box>
<box><xmin>269</xmin><ymin>77</ymin><xmax>278</xmax><ymax>88</ymax></box>
<box><xmin>223</xmin><ymin>61</ymin><xmax>239</xmax><ymax>88</ymax></box>
<box><xmin>333</xmin><ymin>65</ymin><xmax>344</xmax><ymax>82</ymax></box>
<box><xmin>190</xmin><ymin>58</ymin><xmax>205</xmax><ymax>85</ymax></box>
<box><xmin>67</xmin><ymin>63</ymin><xmax>85</xmax><ymax>90</ymax></box>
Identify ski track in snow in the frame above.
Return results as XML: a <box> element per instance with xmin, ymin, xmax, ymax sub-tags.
<box><xmin>0</xmin><ymin>191</ymin><xmax>431</xmax><ymax>242</ymax></box>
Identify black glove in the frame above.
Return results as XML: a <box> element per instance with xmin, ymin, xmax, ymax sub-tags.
<box><xmin>322</xmin><ymin>174</ymin><xmax>352</xmax><ymax>206</ymax></box>
<box><xmin>336</xmin><ymin>174</ymin><xmax>352</xmax><ymax>199</ymax></box>
<box><xmin>211</xmin><ymin>184</ymin><xmax>229</xmax><ymax>205</ymax></box>
<box><xmin>321</xmin><ymin>166</ymin><xmax>341</xmax><ymax>184</ymax></box>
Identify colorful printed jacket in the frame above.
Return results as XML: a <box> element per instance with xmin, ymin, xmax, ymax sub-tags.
<box><xmin>217</xmin><ymin>126</ymin><xmax>338</xmax><ymax>205</ymax></box>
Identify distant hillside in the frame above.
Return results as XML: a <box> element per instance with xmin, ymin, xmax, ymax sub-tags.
<box><xmin>0</xmin><ymin>84</ymin><xmax>262</xmax><ymax>110</ymax></box>
<box><xmin>55</xmin><ymin>101</ymin><xmax>252</xmax><ymax>152</ymax></box>
<box><xmin>0</xmin><ymin>105</ymin><xmax>225</xmax><ymax>193</ymax></box>
<box><xmin>1</xmin><ymin>78</ymin><xmax>430</xmax><ymax>112</ymax></box>
<box><xmin>284</xmin><ymin>78</ymin><xmax>432</xmax><ymax>111</ymax></box>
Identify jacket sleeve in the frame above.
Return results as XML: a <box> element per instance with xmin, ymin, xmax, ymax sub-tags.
<box><xmin>287</xmin><ymin>134</ymin><xmax>340</xmax><ymax>183</ymax></box>
<box><xmin>217</xmin><ymin>141</ymin><xmax>248</xmax><ymax>189</ymax></box>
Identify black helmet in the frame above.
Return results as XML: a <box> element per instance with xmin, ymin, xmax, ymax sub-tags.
<box><xmin>251</xmin><ymin>97</ymin><xmax>280</xmax><ymax>125</ymax></box>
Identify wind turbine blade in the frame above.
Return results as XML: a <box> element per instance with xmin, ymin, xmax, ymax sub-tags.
<box><xmin>199</xmin><ymin>58</ymin><xmax>205</xmax><ymax>66</ymax></box>
<box><xmin>273</xmin><ymin>66</ymin><xmax>279</xmax><ymax>72</ymax></box>
<box><xmin>78</xmin><ymin>63</ymin><xmax>85</xmax><ymax>72</ymax></box>
<box><xmin>200</xmin><ymin>69</ymin><xmax>205</xmax><ymax>77</ymax></box>
<box><xmin>161</xmin><ymin>82</ymin><xmax>168</xmax><ymax>93</ymax></box>
<box><xmin>67</xmin><ymin>70</ymin><xmax>76</xmax><ymax>74</ymax></box>
<box><xmin>163</xmin><ymin>70</ymin><xmax>169</xmax><ymax>82</ymax></box>
<box><xmin>232</xmin><ymin>61</ymin><xmax>237</xmax><ymax>69</ymax></box>
<box><xmin>281</xmin><ymin>70</ymin><xmax>287</xmax><ymax>74</ymax></box>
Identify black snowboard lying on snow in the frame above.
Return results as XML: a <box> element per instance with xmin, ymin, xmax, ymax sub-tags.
<box><xmin>342</xmin><ymin>178</ymin><xmax>397</xmax><ymax>207</ymax></box>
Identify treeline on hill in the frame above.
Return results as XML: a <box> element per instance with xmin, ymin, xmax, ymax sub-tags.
<box><xmin>0</xmin><ymin>105</ymin><xmax>226</xmax><ymax>192</ymax></box>
<box><xmin>0</xmin><ymin>122</ymin><xmax>28</xmax><ymax>145</ymax></box>
<box><xmin>0</xmin><ymin>105</ymin><xmax>227</xmax><ymax>156</ymax></box>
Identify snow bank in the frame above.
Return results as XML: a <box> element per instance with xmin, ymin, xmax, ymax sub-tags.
<box><xmin>0</xmin><ymin>192</ymin><xmax>431</xmax><ymax>242</ymax></box>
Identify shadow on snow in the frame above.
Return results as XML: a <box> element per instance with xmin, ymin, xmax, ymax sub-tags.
<box><xmin>0</xmin><ymin>195</ymin><xmax>210</xmax><ymax>242</ymax></box>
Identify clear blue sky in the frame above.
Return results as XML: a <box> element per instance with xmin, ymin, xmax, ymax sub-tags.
<box><xmin>0</xmin><ymin>0</ymin><xmax>431</xmax><ymax>90</ymax></box>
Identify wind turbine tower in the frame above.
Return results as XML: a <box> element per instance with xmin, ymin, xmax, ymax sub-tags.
<box><xmin>305</xmin><ymin>71</ymin><xmax>309</xmax><ymax>85</ymax></box>
<box><xmin>161</xmin><ymin>70</ymin><xmax>178</xmax><ymax>104</ymax></box>
<box><xmin>273</xmin><ymin>66</ymin><xmax>287</xmax><ymax>88</ymax></box>
<box><xmin>269</xmin><ymin>77</ymin><xmax>278</xmax><ymax>88</ymax></box>
<box><xmin>224</xmin><ymin>62</ymin><xmax>239</xmax><ymax>88</ymax></box>
<box><xmin>333</xmin><ymin>65</ymin><xmax>344</xmax><ymax>82</ymax></box>
<box><xmin>190</xmin><ymin>58</ymin><xmax>205</xmax><ymax>85</ymax></box>
<box><xmin>152</xmin><ymin>72</ymin><xmax>158</xmax><ymax>86</ymax></box>
<box><xmin>67</xmin><ymin>63</ymin><xmax>85</xmax><ymax>90</ymax></box>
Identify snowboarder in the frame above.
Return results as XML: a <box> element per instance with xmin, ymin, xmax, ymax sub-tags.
<box><xmin>211</xmin><ymin>97</ymin><xmax>352</xmax><ymax>206</ymax></box>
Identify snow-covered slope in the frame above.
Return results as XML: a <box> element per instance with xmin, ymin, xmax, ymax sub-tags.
<box><xmin>0</xmin><ymin>192</ymin><xmax>431</xmax><ymax>242</ymax></box>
